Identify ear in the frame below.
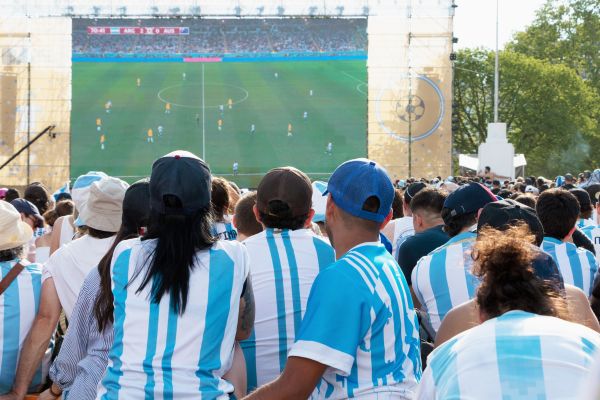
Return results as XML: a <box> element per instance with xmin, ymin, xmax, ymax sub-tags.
<box><xmin>252</xmin><ymin>205</ymin><xmax>262</xmax><ymax>223</ymax></box>
<box><xmin>304</xmin><ymin>209</ymin><xmax>316</xmax><ymax>228</ymax></box>
<box><xmin>325</xmin><ymin>194</ymin><xmax>335</xmax><ymax>222</ymax></box>
<box><xmin>380</xmin><ymin>209</ymin><xmax>393</xmax><ymax>230</ymax></box>
<box><xmin>476</xmin><ymin>208</ymin><xmax>483</xmax><ymax>221</ymax></box>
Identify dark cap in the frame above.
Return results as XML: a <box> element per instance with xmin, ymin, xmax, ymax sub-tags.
<box><xmin>585</xmin><ymin>184</ymin><xmax>600</xmax><ymax>205</ymax></box>
<box><xmin>404</xmin><ymin>182</ymin><xmax>428</xmax><ymax>205</ymax></box>
<box><xmin>150</xmin><ymin>150</ymin><xmax>211</xmax><ymax>215</ymax></box>
<box><xmin>569</xmin><ymin>188</ymin><xmax>592</xmax><ymax>209</ymax></box>
<box><xmin>443</xmin><ymin>182</ymin><xmax>497</xmax><ymax>221</ymax></box>
<box><xmin>257</xmin><ymin>167</ymin><xmax>312</xmax><ymax>218</ymax></box>
<box><xmin>565</xmin><ymin>173</ymin><xmax>574</xmax><ymax>181</ymax></box>
<box><xmin>477</xmin><ymin>199</ymin><xmax>544</xmax><ymax>246</ymax></box>
<box><xmin>123</xmin><ymin>179</ymin><xmax>151</xmax><ymax>232</ymax></box>
<box><xmin>10</xmin><ymin>198</ymin><xmax>44</xmax><ymax>228</ymax></box>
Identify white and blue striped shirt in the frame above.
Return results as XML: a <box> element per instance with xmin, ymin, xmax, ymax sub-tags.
<box><xmin>289</xmin><ymin>242</ymin><xmax>421</xmax><ymax>399</ymax></box>
<box><xmin>240</xmin><ymin>228</ymin><xmax>335</xmax><ymax>391</ymax></box>
<box><xmin>578</xmin><ymin>218</ymin><xmax>595</xmax><ymax>229</ymax></box>
<box><xmin>411</xmin><ymin>231</ymin><xmax>478</xmax><ymax>334</ymax></box>
<box><xmin>417</xmin><ymin>310</ymin><xmax>600</xmax><ymax>399</ymax></box>
<box><xmin>212</xmin><ymin>219</ymin><xmax>238</xmax><ymax>241</ymax></box>
<box><xmin>581</xmin><ymin>225</ymin><xmax>600</xmax><ymax>265</ymax></box>
<box><xmin>97</xmin><ymin>238</ymin><xmax>249</xmax><ymax>400</ymax></box>
<box><xmin>541</xmin><ymin>237</ymin><xmax>598</xmax><ymax>296</ymax></box>
<box><xmin>0</xmin><ymin>260</ymin><xmax>50</xmax><ymax>394</ymax></box>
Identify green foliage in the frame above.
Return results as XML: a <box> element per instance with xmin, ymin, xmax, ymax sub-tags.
<box><xmin>453</xmin><ymin>49</ymin><xmax>599</xmax><ymax>176</ymax></box>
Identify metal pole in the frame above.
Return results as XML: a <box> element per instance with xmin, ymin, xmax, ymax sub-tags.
<box><xmin>27</xmin><ymin>61</ymin><xmax>31</xmax><ymax>184</ymax></box>
<box><xmin>407</xmin><ymin>0</ymin><xmax>413</xmax><ymax>177</ymax></box>
<box><xmin>493</xmin><ymin>0</ymin><xmax>499</xmax><ymax>123</ymax></box>
<box><xmin>202</xmin><ymin>63</ymin><xmax>206</xmax><ymax>161</ymax></box>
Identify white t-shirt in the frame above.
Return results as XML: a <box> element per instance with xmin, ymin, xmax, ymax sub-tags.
<box><xmin>97</xmin><ymin>238</ymin><xmax>250</xmax><ymax>399</ymax></box>
<box><xmin>43</xmin><ymin>234</ymin><xmax>116</xmax><ymax>319</ymax></box>
<box><xmin>392</xmin><ymin>217</ymin><xmax>415</xmax><ymax>257</ymax></box>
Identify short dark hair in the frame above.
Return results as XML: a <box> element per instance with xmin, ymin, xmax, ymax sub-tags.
<box><xmin>410</xmin><ymin>188</ymin><xmax>447</xmax><ymax>216</ymax></box>
<box><xmin>392</xmin><ymin>189</ymin><xmax>404</xmax><ymax>219</ymax></box>
<box><xmin>259</xmin><ymin>200</ymin><xmax>309</xmax><ymax>230</ymax></box>
<box><xmin>514</xmin><ymin>194</ymin><xmax>537</xmax><ymax>209</ymax></box>
<box><xmin>337</xmin><ymin>196</ymin><xmax>382</xmax><ymax>233</ymax></box>
<box><xmin>4</xmin><ymin>188</ymin><xmax>20</xmax><ymax>203</ymax></box>
<box><xmin>234</xmin><ymin>192</ymin><xmax>263</xmax><ymax>237</ymax></box>
<box><xmin>211</xmin><ymin>177</ymin><xmax>230</xmax><ymax>220</ymax></box>
<box><xmin>441</xmin><ymin>208</ymin><xmax>477</xmax><ymax>238</ymax></box>
<box><xmin>536</xmin><ymin>189</ymin><xmax>580</xmax><ymax>240</ymax></box>
<box><xmin>24</xmin><ymin>183</ymin><xmax>51</xmax><ymax>215</ymax></box>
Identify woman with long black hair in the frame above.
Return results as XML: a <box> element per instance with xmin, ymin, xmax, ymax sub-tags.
<box><xmin>97</xmin><ymin>151</ymin><xmax>254</xmax><ymax>399</ymax></box>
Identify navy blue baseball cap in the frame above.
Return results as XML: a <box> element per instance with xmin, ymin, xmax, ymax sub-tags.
<box><xmin>10</xmin><ymin>198</ymin><xmax>44</xmax><ymax>228</ymax></box>
<box><xmin>443</xmin><ymin>182</ymin><xmax>497</xmax><ymax>221</ymax></box>
<box><xmin>324</xmin><ymin>158</ymin><xmax>394</xmax><ymax>223</ymax></box>
<box><xmin>150</xmin><ymin>150</ymin><xmax>211</xmax><ymax>215</ymax></box>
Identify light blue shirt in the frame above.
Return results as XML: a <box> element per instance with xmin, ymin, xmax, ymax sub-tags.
<box><xmin>411</xmin><ymin>231</ymin><xmax>478</xmax><ymax>333</ymax></box>
<box><xmin>541</xmin><ymin>237</ymin><xmax>598</xmax><ymax>296</ymax></box>
<box><xmin>289</xmin><ymin>242</ymin><xmax>421</xmax><ymax>399</ymax></box>
<box><xmin>418</xmin><ymin>311</ymin><xmax>600</xmax><ymax>399</ymax></box>
<box><xmin>0</xmin><ymin>260</ymin><xmax>49</xmax><ymax>394</ymax></box>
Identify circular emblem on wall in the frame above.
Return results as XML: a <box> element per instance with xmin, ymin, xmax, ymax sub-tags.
<box><xmin>375</xmin><ymin>75</ymin><xmax>445</xmax><ymax>142</ymax></box>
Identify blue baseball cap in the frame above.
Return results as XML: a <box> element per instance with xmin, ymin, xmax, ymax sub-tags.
<box><xmin>324</xmin><ymin>158</ymin><xmax>394</xmax><ymax>223</ymax></box>
<box><xmin>443</xmin><ymin>182</ymin><xmax>497</xmax><ymax>220</ymax></box>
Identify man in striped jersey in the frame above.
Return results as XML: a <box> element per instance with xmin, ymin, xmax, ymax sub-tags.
<box><xmin>411</xmin><ymin>182</ymin><xmax>497</xmax><ymax>334</ymax></box>
<box><xmin>240</xmin><ymin>167</ymin><xmax>335</xmax><ymax>392</ymax></box>
<box><xmin>245</xmin><ymin>158</ymin><xmax>421</xmax><ymax>399</ymax></box>
<box><xmin>0</xmin><ymin>201</ymin><xmax>50</xmax><ymax>396</ymax></box>
<box><xmin>537</xmin><ymin>188</ymin><xmax>598</xmax><ymax>296</ymax></box>
<box><xmin>582</xmin><ymin>191</ymin><xmax>600</xmax><ymax>264</ymax></box>
<box><xmin>570</xmin><ymin>188</ymin><xmax>596</xmax><ymax>229</ymax></box>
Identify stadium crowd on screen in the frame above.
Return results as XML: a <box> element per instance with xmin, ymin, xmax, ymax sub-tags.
<box><xmin>1</xmin><ymin>157</ymin><xmax>600</xmax><ymax>399</ymax></box>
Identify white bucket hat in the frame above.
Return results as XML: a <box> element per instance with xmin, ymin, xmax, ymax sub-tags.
<box><xmin>78</xmin><ymin>177</ymin><xmax>129</xmax><ymax>232</ymax></box>
<box><xmin>0</xmin><ymin>201</ymin><xmax>33</xmax><ymax>251</ymax></box>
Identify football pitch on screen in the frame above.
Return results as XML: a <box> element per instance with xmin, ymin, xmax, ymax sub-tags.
<box><xmin>70</xmin><ymin>60</ymin><xmax>367</xmax><ymax>188</ymax></box>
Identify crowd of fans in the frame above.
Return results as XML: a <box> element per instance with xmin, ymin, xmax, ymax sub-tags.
<box><xmin>1</xmin><ymin>156</ymin><xmax>600</xmax><ymax>399</ymax></box>
<box><xmin>72</xmin><ymin>18</ymin><xmax>367</xmax><ymax>58</ymax></box>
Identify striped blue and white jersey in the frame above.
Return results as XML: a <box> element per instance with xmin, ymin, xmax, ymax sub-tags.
<box><xmin>0</xmin><ymin>260</ymin><xmax>50</xmax><ymax>394</ymax></box>
<box><xmin>580</xmin><ymin>225</ymin><xmax>600</xmax><ymax>265</ymax></box>
<box><xmin>289</xmin><ymin>242</ymin><xmax>421</xmax><ymax>399</ymax></box>
<box><xmin>578</xmin><ymin>218</ymin><xmax>595</xmax><ymax>229</ymax></box>
<box><xmin>97</xmin><ymin>238</ymin><xmax>249</xmax><ymax>400</ymax></box>
<box><xmin>240</xmin><ymin>228</ymin><xmax>335</xmax><ymax>391</ymax></box>
<box><xmin>541</xmin><ymin>237</ymin><xmax>598</xmax><ymax>296</ymax></box>
<box><xmin>411</xmin><ymin>231</ymin><xmax>478</xmax><ymax>334</ymax></box>
<box><xmin>212</xmin><ymin>217</ymin><xmax>238</xmax><ymax>241</ymax></box>
<box><xmin>417</xmin><ymin>310</ymin><xmax>600</xmax><ymax>400</ymax></box>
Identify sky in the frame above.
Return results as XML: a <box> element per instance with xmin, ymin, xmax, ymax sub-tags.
<box><xmin>454</xmin><ymin>0</ymin><xmax>548</xmax><ymax>50</ymax></box>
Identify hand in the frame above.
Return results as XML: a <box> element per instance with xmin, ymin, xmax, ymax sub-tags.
<box><xmin>38</xmin><ymin>388</ymin><xmax>60</xmax><ymax>400</ymax></box>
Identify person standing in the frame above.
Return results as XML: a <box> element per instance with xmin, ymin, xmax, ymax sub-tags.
<box><xmin>244</xmin><ymin>158</ymin><xmax>421</xmax><ymax>399</ymax></box>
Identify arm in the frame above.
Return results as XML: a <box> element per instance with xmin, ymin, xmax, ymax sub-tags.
<box><xmin>48</xmin><ymin>217</ymin><xmax>65</xmax><ymax>255</ymax></box>
<box><xmin>434</xmin><ymin>300</ymin><xmax>479</xmax><ymax>348</ymax></box>
<box><xmin>236</xmin><ymin>277</ymin><xmax>255</xmax><ymax>341</ymax></box>
<box><xmin>564</xmin><ymin>284</ymin><xmax>600</xmax><ymax>333</ymax></box>
<box><xmin>48</xmin><ymin>273</ymin><xmax>98</xmax><ymax>391</ymax></box>
<box><xmin>1</xmin><ymin>279</ymin><xmax>61</xmax><ymax>399</ymax></box>
<box><xmin>242</xmin><ymin>356</ymin><xmax>326</xmax><ymax>400</ymax></box>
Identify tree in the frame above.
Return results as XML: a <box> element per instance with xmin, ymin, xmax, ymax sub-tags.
<box><xmin>453</xmin><ymin>49</ymin><xmax>599</xmax><ymax>176</ymax></box>
<box><xmin>508</xmin><ymin>0</ymin><xmax>600</xmax><ymax>93</ymax></box>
